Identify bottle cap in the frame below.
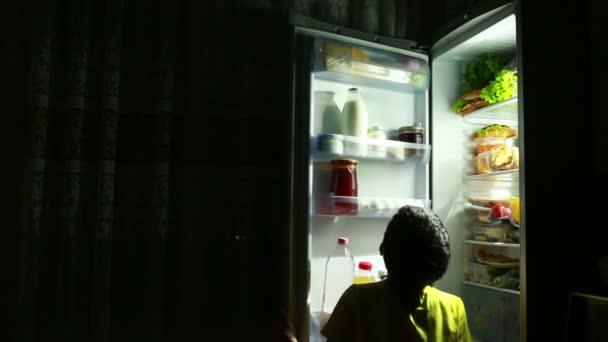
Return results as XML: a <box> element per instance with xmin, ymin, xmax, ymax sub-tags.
<box><xmin>358</xmin><ymin>261</ymin><xmax>372</xmax><ymax>270</ymax></box>
<box><xmin>337</xmin><ymin>237</ymin><xmax>349</xmax><ymax>245</ymax></box>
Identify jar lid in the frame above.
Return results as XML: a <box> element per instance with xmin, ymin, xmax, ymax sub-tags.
<box><xmin>399</xmin><ymin>125</ymin><xmax>424</xmax><ymax>132</ymax></box>
<box><xmin>331</xmin><ymin>159</ymin><xmax>358</xmax><ymax>165</ymax></box>
<box><xmin>358</xmin><ymin>261</ymin><xmax>373</xmax><ymax>270</ymax></box>
<box><xmin>368</xmin><ymin>126</ymin><xmax>384</xmax><ymax>131</ymax></box>
<box><xmin>337</xmin><ymin>237</ymin><xmax>349</xmax><ymax>245</ymax></box>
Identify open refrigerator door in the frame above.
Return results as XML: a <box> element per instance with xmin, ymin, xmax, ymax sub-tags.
<box><xmin>431</xmin><ymin>3</ymin><xmax>523</xmax><ymax>341</ymax></box>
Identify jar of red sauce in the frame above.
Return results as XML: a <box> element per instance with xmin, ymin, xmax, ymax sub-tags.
<box><xmin>398</xmin><ymin>125</ymin><xmax>424</xmax><ymax>144</ymax></box>
<box><xmin>330</xmin><ymin>159</ymin><xmax>359</xmax><ymax>214</ymax></box>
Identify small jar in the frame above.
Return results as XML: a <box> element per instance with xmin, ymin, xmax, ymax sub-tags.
<box><xmin>398</xmin><ymin>125</ymin><xmax>424</xmax><ymax>144</ymax></box>
<box><xmin>367</xmin><ymin>126</ymin><xmax>387</xmax><ymax>140</ymax></box>
<box><xmin>318</xmin><ymin>134</ymin><xmax>344</xmax><ymax>154</ymax></box>
<box><xmin>367</xmin><ymin>126</ymin><xmax>387</xmax><ymax>158</ymax></box>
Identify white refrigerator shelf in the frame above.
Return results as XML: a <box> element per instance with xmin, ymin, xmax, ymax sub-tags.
<box><xmin>464</xmin><ymin>169</ymin><xmax>519</xmax><ymax>181</ymax></box>
<box><xmin>463</xmin><ymin>281</ymin><xmax>520</xmax><ymax>295</ymax></box>
<box><xmin>464</xmin><ymin>240</ymin><xmax>520</xmax><ymax>248</ymax></box>
<box><xmin>314</xmin><ymin>196</ymin><xmax>431</xmax><ymax>217</ymax></box>
<box><xmin>313</xmin><ymin>134</ymin><xmax>431</xmax><ymax>163</ymax></box>
<box><xmin>462</xmin><ymin>97</ymin><xmax>518</xmax><ymax>122</ymax></box>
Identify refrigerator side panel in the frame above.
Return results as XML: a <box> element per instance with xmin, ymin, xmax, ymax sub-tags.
<box><xmin>430</xmin><ymin>60</ymin><xmax>465</xmax><ymax>298</ymax></box>
<box><xmin>290</xmin><ymin>33</ymin><xmax>315</xmax><ymax>342</ymax></box>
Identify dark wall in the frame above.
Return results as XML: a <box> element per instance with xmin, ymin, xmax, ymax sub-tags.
<box><xmin>521</xmin><ymin>0</ymin><xmax>607</xmax><ymax>341</ymax></box>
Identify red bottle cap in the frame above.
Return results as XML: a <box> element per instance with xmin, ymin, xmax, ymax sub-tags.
<box><xmin>337</xmin><ymin>237</ymin><xmax>349</xmax><ymax>245</ymax></box>
<box><xmin>358</xmin><ymin>261</ymin><xmax>372</xmax><ymax>270</ymax></box>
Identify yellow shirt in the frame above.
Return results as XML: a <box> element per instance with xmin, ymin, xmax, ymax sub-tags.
<box><xmin>322</xmin><ymin>280</ymin><xmax>472</xmax><ymax>342</ymax></box>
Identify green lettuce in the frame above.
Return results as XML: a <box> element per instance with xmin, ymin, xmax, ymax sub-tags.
<box><xmin>480</xmin><ymin>69</ymin><xmax>518</xmax><ymax>104</ymax></box>
<box><xmin>451</xmin><ymin>99</ymin><xmax>468</xmax><ymax>113</ymax></box>
<box><xmin>463</xmin><ymin>54</ymin><xmax>507</xmax><ymax>93</ymax></box>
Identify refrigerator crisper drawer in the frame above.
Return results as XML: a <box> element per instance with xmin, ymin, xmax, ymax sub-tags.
<box><xmin>315</xmin><ymin>195</ymin><xmax>431</xmax><ymax>217</ymax></box>
<box><xmin>313</xmin><ymin>38</ymin><xmax>429</xmax><ymax>90</ymax></box>
<box><xmin>315</xmin><ymin>134</ymin><xmax>431</xmax><ymax>163</ymax></box>
<box><xmin>464</xmin><ymin>262</ymin><xmax>520</xmax><ymax>290</ymax></box>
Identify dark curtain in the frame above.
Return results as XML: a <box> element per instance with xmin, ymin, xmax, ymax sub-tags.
<box><xmin>293</xmin><ymin>0</ymin><xmax>450</xmax><ymax>45</ymax></box>
<box><xmin>2</xmin><ymin>0</ymin><xmax>181</xmax><ymax>341</ymax></box>
<box><xmin>2</xmin><ymin>0</ymin><xmax>293</xmax><ymax>341</ymax></box>
<box><xmin>1</xmin><ymin>0</ymin><xmax>472</xmax><ymax>341</ymax></box>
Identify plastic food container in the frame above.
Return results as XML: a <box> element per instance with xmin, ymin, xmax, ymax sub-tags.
<box><xmin>465</xmin><ymin>223</ymin><xmax>517</xmax><ymax>243</ymax></box>
<box><xmin>318</xmin><ymin>134</ymin><xmax>344</xmax><ymax>154</ymax></box>
<box><xmin>474</xmin><ymin>137</ymin><xmax>514</xmax><ymax>155</ymax></box>
<box><xmin>476</xmin><ymin>146</ymin><xmax>519</xmax><ymax>174</ymax></box>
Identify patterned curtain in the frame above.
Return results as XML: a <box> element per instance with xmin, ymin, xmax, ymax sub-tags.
<box><xmin>293</xmin><ymin>0</ymin><xmax>452</xmax><ymax>45</ymax></box>
<box><xmin>6</xmin><ymin>1</ymin><xmax>180</xmax><ymax>341</ymax></box>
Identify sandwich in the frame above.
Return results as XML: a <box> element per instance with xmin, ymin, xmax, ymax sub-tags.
<box><xmin>451</xmin><ymin>89</ymin><xmax>489</xmax><ymax>115</ymax></box>
<box><xmin>473</xmin><ymin>124</ymin><xmax>518</xmax><ymax>139</ymax></box>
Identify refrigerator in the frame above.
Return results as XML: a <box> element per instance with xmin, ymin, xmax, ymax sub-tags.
<box><xmin>288</xmin><ymin>2</ymin><xmax>525</xmax><ymax>342</ymax></box>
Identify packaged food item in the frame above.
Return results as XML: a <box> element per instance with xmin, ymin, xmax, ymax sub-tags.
<box><xmin>472</xmin><ymin>124</ymin><xmax>518</xmax><ymax>159</ymax></box>
<box><xmin>465</xmin><ymin>223</ymin><xmax>517</xmax><ymax>243</ymax></box>
<box><xmin>509</xmin><ymin>196</ymin><xmax>520</xmax><ymax>225</ymax></box>
<box><xmin>474</xmin><ymin>137</ymin><xmax>513</xmax><ymax>155</ymax></box>
<box><xmin>476</xmin><ymin>146</ymin><xmax>519</xmax><ymax>174</ymax></box>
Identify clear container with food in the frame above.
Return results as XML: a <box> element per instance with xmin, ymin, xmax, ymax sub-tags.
<box><xmin>474</xmin><ymin>136</ymin><xmax>514</xmax><ymax>155</ymax></box>
<box><xmin>475</xmin><ymin>146</ymin><xmax>519</xmax><ymax>174</ymax></box>
<box><xmin>465</xmin><ymin>223</ymin><xmax>517</xmax><ymax>243</ymax></box>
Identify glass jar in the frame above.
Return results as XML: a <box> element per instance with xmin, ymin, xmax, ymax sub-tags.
<box><xmin>330</xmin><ymin>159</ymin><xmax>359</xmax><ymax>214</ymax></box>
<box><xmin>367</xmin><ymin>126</ymin><xmax>386</xmax><ymax>140</ymax></box>
<box><xmin>367</xmin><ymin>126</ymin><xmax>387</xmax><ymax>158</ymax></box>
<box><xmin>398</xmin><ymin>124</ymin><xmax>424</xmax><ymax>144</ymax></box>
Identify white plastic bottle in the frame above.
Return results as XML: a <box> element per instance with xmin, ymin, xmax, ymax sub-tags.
<box><xmin>342</xmin><ymin>88</ymin><xmax>369</xmax><ymax>138</ymax></box>
<box><xmin>321</xmin><ymin>237</ymin><xmax>355</xmax><ymax>317</ymax></box>
<box><xmin>315</xmin><ymin>91</ymin><xmax>343</xmax><ymax>135</ymax></box>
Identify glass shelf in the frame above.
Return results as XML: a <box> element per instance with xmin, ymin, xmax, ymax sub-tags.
<box><xmin>463</xmin><ymin>281</ymin><xmax>520</xmax><ymax>295</ymax></box>
<box><xmin>314</xmin><ymin>71</ymin><xmax>427</xmax><ymax>93</ymax></box>
<box><xmin>463</xmin><ymin>97</ymin><xmax>518</xmax><ymax>122</ymax></box>
<box><xmin>464</xmin><ymin>169</ymin><xmax>519</xmax><ymax>181</ymax></box>
<box><xmin>315</xmin><ymin>196</ymin><xmax>431</xmax><ymax>217</ymax></box>
<box><xmin>465</xmin><ymin>240</ymin><xmax>520</xmax><ymax>248</ymax></box>
<box><xmin>313</xmin><ymin>135</ymin><xmax>431</xmax><ymax>163</ymax></box>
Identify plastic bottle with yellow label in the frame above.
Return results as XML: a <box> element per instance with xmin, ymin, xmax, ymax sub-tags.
<box><xmin>353</xmin><ymin>261</ymin><xmax>375</xmax><ymax>284</ymax></box>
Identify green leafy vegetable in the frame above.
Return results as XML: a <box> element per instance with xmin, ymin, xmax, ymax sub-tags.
<box><xmin>451</xmin><ymin>99</ymin><xmax>468</xmax><ymax>113</ymax></box>
<box><xmin>463</xmin><ymin>54</ymin><xmax>507</xmax><ymax>93</ymax></box>
<box><xmin>480</xmin><ymin>70</ymin><xmax>518</xmax><ymax>104</ymax></box>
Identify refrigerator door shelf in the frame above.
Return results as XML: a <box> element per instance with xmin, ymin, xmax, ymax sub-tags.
<box><xmin>315</xmin><ymin>134</ymin><xmax>431</xmax><ymax>163</ymax></box>
<box><xmin>465</xmin><ymin>240</ymin><xmax>520</xmax><ymax>248</ymax></box>
<box><xmin>461</xmin><ymin>97</ymin><xmax>518</xmax><ymax>122</ymax></box>
<box><xmin>464</xmin><ymin>169</ymin><xmax>519</xmax><ymax>181</ymax></box>
<box><xmin>463</xmin><ymin>281</ymin><xmax>520</xmax><ymax>296</ymax></box>
<box><xmin>313</xmin><ymin>38</ymin><xmax>430</xmax><ymax>92</ymax></box>
<box><xmin>315</xmin><ymin>195</ymin><xmax>431</xmax><ymax>218</ymax></box>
